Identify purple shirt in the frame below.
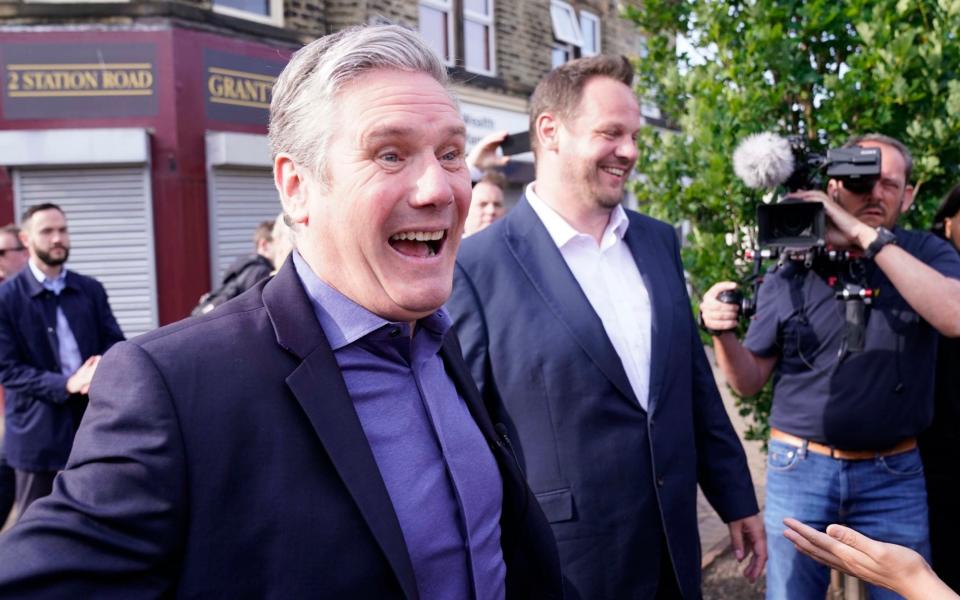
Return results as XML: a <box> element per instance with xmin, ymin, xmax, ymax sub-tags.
<box><xmin>293</xmin><ymin>252</ymin><xmax>506</xmax><ymax>600</ymax></box>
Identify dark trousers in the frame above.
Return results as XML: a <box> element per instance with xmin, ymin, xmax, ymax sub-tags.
<box><xmin>13</xmin><ymin>469</ymin><xmax>56</xmax><ymax>521</ymax></box>
<box><xmin>919</xmin><ymin>432</ymin><xmax>960</xmax><ymax>592</ymax></box>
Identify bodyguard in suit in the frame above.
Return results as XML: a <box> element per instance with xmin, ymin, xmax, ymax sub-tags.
<box><xmin>448</xmin><ymin>55</ymin><xmax>764</xmax><ymax>599</ymax></box>
<box><xmin>0</xmin><ymin>204</ymin><xmax>124</xmax><ymax>518</ymax></box>
<box><xmin>0</xmin><ymin>25</ymin><xmax>562</xmax><ymax>598</ymax></box>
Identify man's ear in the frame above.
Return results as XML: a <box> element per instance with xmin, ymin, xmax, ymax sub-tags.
<box><xmin>274</xmin><ymin>153</ymin><xmax>310</xmax><ymax>227</ymax></box>
<box><xmin>899</xmin><ymin>184</ymin><xmax>916</xmax><ymax>214</ymax></box>
<box><xmin>826</xmin><ymin>179</ymin><xmax>839</xmax><ymax>197</ymax></box>
<box><xmin>536</xmin><ymin>112</ymin><xmax>560</xmax><ymax>153</ymax></box>
<box><xmin>17</xmin><ymin>228</ymin><xmax>29</xmax><ymax>249</ymax></box>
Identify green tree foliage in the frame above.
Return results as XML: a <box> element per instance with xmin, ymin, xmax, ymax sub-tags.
<box><xmin>624</xmin><ymin>0</ymin><xmax>960</xmax><ymax>441</ymax></box>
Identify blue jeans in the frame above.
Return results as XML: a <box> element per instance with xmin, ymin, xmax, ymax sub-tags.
<box><xmin>764</xmin><ymin>439</ymin><xmax>930</xmax><ymax>600</ymax></box>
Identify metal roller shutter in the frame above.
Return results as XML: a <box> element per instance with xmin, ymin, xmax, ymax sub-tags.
<box><xmin>207</xmin><ymin>168</ymin><xmax>279</xmax><ymax>287</ymax></box>
<box><xmin>13</xmin><ymin>167</ymin><xmax>159</xmax><ymax>338</ymax></box>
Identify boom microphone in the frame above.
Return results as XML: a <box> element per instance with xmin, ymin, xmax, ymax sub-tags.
<box><xmin>733</xmin><ymin>132</ymin><xmax>795</xmax><ymax>190</ymax></box>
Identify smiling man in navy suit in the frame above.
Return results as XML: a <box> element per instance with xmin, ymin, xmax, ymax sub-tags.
<box><xmin>448</xmin><ymin>55</ymin><xmax>764</xmax><ymax>599</ymax></box>
<box><xmin>0</xmin><ymin>25</ymin><xmax>561</xmax><ymax>599</ymax></box>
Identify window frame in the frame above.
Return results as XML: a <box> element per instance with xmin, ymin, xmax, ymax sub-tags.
<box><xmin>462</xmin><ymin>0</ymin><xmax>497</xmax><ymax>76</ymax></box>
<box><xmin>551</xmin><ymin>42</ymin><xmax>575</xmax><ymax>69</ymax></box>
<box><xmin>579</xmin><ymin>10</ymin><xmax>601</xmax><ymax>57</ymax></box>
<box><xmin>549</xmin><ymin>0</ymin><xmax>583</xmax><ymax>47</ymax></box>
<box><xmin>419</xmin><ymin>0</ymin><xmax>457</xmax><ymax>68</ymax></box>
<box><xmin>212</xmin><ymin>0</ymin><xmax>284</xmax><ymax>27</ymax></box>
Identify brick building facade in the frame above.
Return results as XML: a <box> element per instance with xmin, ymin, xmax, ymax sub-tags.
<box><xmin>0</xmin><ymin>0</ymin><xmax>647</xmax><ymax>334</ymax></box>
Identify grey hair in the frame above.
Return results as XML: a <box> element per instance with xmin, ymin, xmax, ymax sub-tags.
<box><xmin>269</xmin><ymin>24</ymin><xmax>450</xmax><ymax>183</ymax></box>
<box><xmin>843</xmin><ymin>133</ymin><xmax>913</xmax><ymax>183</ymax></box>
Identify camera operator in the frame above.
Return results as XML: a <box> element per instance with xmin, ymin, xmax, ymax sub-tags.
<box><xmin>701</xmin><ymin>133</ymin><xmax>960</xmax><ymax>600</ymax></box>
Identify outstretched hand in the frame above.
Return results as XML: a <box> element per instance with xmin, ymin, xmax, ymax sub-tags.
<box><xmin>783</xmin><ymin>518</ymin><xmax>958</xmax><ymax>600</ymax></box>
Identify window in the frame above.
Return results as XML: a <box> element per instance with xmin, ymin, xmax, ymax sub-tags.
<box><xmin>579</xmin><ymin>11</ymin><xmax>600</xmax><ymax>57</ymax></box>
<box><xmin>551</xmin><ymin>44</ymin><xmax>574</xmax><ymax>69</ymax></box>
<box><xmin>463</xmin><ymin>0</ymin><xmax>495</xmax><ymax>75</ymax></box>
<box><xmin>549</xmin><ymin>0</ymin><xmax>583</xmax><ymax>47</ymax></box>
<box><xmin>212</xmin><ymin>0</ymin><xmax>283</xmax><ymax>26</ymax></box>
<box><xmin>419</xmin><ymin>0</ymin><xmax>496</xmax><ymax>75</ymax></box>
<box><xmin>549</xmin><ymin>0</ymin><xmax>602</xmax><ymax>65</ymax></box>
<box><xmin>419</xmin><ymin>0</ymin><xmax>455</xmax><ymax>66</ymax></box>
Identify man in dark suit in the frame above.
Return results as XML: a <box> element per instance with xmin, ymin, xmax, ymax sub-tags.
<box><xmin>0</xmin><ymin>25</ymin><xmax>562</xmax><ymax>598</ymax></box>
<box><xmin>448</xmin><ymin>55</ymin><xmax>764</xmax><ymax>599</ymax></box>
<box><xmin>0</xmin><ymin>204</ymin><xmax>124</xmax><ymax>518</ymax></box>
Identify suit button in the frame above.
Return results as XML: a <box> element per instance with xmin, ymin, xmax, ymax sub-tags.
<box><xmin>389</xmin><ymin>327</ymin><xmax>401</xmax><ymax>338</ymax></box>
<box><xmin>657</xmin><ymin>476</ymin><xmax>664</xmax><ymax>487</ymax></box>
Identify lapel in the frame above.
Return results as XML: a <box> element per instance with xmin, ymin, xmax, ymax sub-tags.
<box><xmin>440</xmin><ymin>334</ymin><xmax>500</xmax><ymax>448</ymax></box>
<box><xmin>503</xmin><ymin>197</ymin><xmax>639</xmax><ymax>407</ymax></box>
<box><xmin>621</xmin><ymin>213</ymin><xmax>676</xmax><ymax>415</ymax></box>
<box><xmin>263</xmin><ymin>261</ymin><xmax>419</xmax><ymax>600</ymax></box>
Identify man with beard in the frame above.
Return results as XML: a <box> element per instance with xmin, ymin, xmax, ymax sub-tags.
<box><xmin>701</xmin><ymin>134</ymin><xmax>960</xmax><ymax>600</ymax></box>
<box><xmin>0</xmin><ymin>203</ymin><xmax>124</xmax><ymax>517</ymax></box>
<box><xmin>448</xmin><ymin>55</ymin><xmax>764</xmax><ymax>598</ymax></box>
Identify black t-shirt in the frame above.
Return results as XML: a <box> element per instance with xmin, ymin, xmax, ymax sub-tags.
<box><xmin>744</xmin><ymin>228</ymin><xmax>960</xmax><ymax>450</ymax></box>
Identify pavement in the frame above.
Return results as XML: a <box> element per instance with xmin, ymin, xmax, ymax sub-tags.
<box><xmin>698</xmin><ymin>346</ymin><xmax>767</xmax><ymax>568</ymax></box>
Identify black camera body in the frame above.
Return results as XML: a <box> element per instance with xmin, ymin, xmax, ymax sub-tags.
<box><xmin>758</xmin><ymin>144</ymin><xmax>882</xmax><ymax>250</ymax></box>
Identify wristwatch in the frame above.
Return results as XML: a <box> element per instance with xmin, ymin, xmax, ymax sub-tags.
<box><xmin>864</xmin><ymin>226</ymin><xmax>897</xmax><ymax>260</ymax></box>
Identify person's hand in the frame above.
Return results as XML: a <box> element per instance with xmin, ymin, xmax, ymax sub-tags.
<box><xmin>466</xmin><ymin>130</ymin><xmax>510</xmax><ymax>172</ymax></box>
<box><xmin>66</xmin><ymin>355</ymin><xmax>101</xmax><ymax>395</ymax></box>
<box><xmin>700</xmin><ymin>282</ymin><xmax>740</xmax><ymax>334</ymax></box>
<box><xmin>788</xmin><ymin>189</ymin><xmax>877</xmax><ymax>250</ymax></box>
<box><xmin>729</xmin><ymin>513</ymin><xmax>767</xmax><ymax>582</ymax></box>
<box><xmin>783</xmin><ymin>518</ymin><xmax>958</xmax><ymax>600</ymax></box>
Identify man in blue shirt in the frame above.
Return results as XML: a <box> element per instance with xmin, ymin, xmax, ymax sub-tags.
<box><xmin>0</xmin><ymin>25</ymin><xmax>562</xmax><ymax>598</ymax></box>
<box><xmin>701</xmin><ymin>133</ymin><xmax>960</xmax><ymax>600</ymax></box>
<box><xmin>0</xmin><ymin>204</ymin><xmax>124</xmax><ymax>519</ymax></box>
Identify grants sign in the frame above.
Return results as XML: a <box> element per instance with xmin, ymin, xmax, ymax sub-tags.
<box><xmin>204</xmin><ymin>50</ymin><xmax>286</xmax><ymax>126</ymax></box>
<box><xmin>2</xmin><ymin>44</ymin><xmax>157</xmax><ymax>119</ymax></box>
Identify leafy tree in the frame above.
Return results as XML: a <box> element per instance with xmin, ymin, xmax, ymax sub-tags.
<box><xmin>624</xmin><ymin>0</ymin><xmax>960</xmax><ymax>441</ymax></box>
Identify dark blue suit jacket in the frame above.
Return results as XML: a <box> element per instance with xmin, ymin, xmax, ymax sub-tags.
<box><xmin>0</xmin><ymin>267</ymin><xmax>124</xmax><ymax>471</ymax></box>
<box><xmin>448</xmin><ymin>198</ymin><xmax>758</xmax><ymax>599</ymax></box>
<box><xmin>0</xmin><ymin>260</ymin><xmax>563</xmax><ymax>599</ymax></box>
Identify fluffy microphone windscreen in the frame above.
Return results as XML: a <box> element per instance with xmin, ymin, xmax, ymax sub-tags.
<box><xmin>733</xmin><ymin>132</ymin><xmax>795</xmax><ymax>190</ymax></box>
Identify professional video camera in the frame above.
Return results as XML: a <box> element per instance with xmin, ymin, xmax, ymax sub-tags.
<box><xmin>716</xmin><ymin>133</ymin><xmax>884</xmax><ymax>353</ymax></box>
<box><xmin>733</xmin><ymin>133</ymin><xmax>882</xmax><ymax>250</ymax></box>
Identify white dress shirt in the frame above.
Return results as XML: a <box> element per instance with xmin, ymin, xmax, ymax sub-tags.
<box><xmin>526</xmin><ymin>183</ymin><xmax>654</xmax><ymax>410</ymax></box>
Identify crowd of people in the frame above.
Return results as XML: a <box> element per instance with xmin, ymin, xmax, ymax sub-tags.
<box><xmin>0</xmin><ymin>22</ymin><xmax>956</xmax><ymax>600</ymax></box>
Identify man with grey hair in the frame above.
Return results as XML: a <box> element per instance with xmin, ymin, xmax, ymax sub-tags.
<box><xmin>0</xmin><ymin>25</ymin><xmax>562</xmax><ymax>598</ymax></box>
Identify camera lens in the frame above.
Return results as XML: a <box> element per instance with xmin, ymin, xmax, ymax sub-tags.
<box><xmin>777</xmin><ymin>205</ymin><xmax>812</xmax><ymax>237</ymax></box>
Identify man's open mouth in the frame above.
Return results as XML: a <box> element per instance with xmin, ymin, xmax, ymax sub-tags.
<box><xmin>388</xmin><ymin>229</ymin><xmax>447</xmax><ymax>258</ymax></box>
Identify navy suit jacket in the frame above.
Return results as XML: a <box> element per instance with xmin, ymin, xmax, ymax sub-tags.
<box><xmin>0</xmin><ymin>267</ymin><xmax>124</xmax><ymax>471</ymax></box>
<box><xmin>0</xmin><ymin>260</ymin><xmax>563</xmax><ymax>599</ymax></box>
<box><xmin>448</xmin><ymin>197</ymin><xmax>758</xmax><ymax>599</ymax></box>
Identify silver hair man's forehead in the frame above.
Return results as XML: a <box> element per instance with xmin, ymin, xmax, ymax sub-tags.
<box><xmin>268</xmin><ymin>24</ymin><xmax>451</xmax><ymax>177</ymax></box>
